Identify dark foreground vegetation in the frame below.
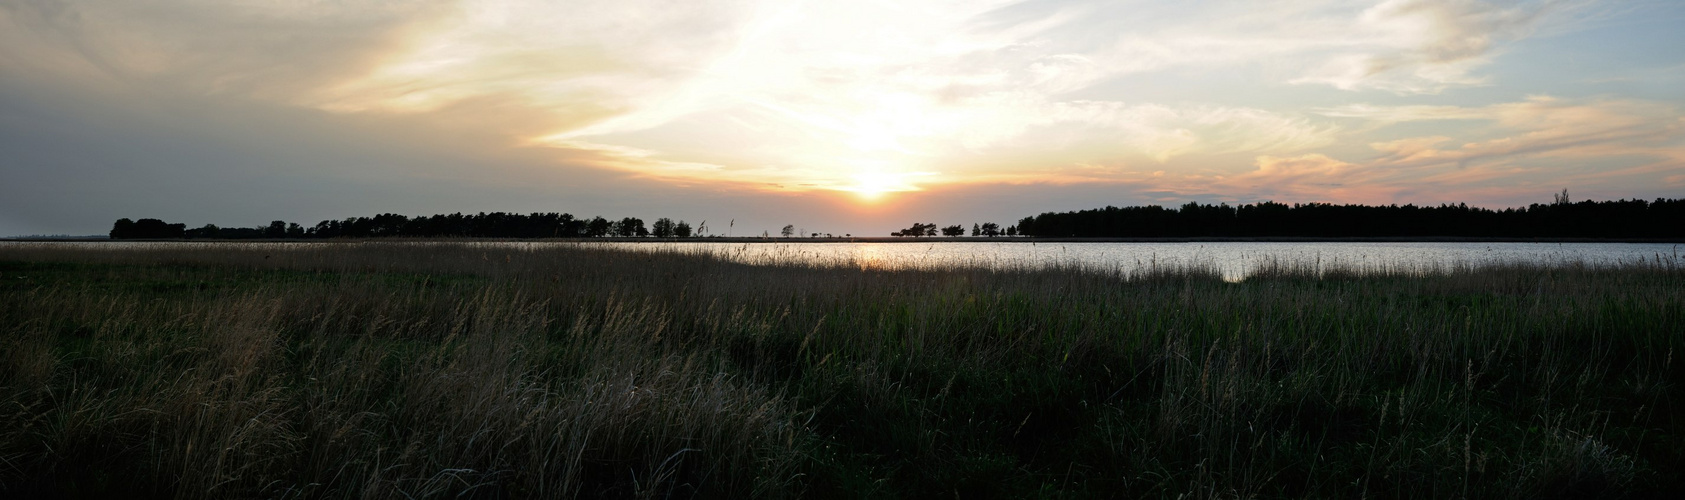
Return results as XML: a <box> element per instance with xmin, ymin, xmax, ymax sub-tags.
<box><xmin>2</xmin><ymin>243</ymin><xmax>1681</xmax><ymax>498</ymax></box>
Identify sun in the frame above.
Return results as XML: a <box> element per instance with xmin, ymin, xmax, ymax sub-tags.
<box><xmin>842</xmin><ymin>170</ymin><xmax>923</xmax><ymax>201</ymax></box>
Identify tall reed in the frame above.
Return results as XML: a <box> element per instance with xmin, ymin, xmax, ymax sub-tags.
<box><xmin>1</xmin><ymin>242</ymin><xmax>1679</xmax><ymax>498</ymax></box>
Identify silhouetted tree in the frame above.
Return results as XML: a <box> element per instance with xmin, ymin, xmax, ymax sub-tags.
<box><xmin>185</xmin><ymin>224</ymin><xmax>219</xmax><ymax>239</ymax></box>
<box><xmin>557</xmin><ymin>213</ymin><xmax>581</xmax><ymax>237</ymax></box>
<box><xmin>674</xmin><ymin>221</ymin><xmax>692</xmax><ymax>238</ymax></box>
<box><xmin>652</xmin><ymin>218</ymin><xmax>676</xmax><ymax>238</ymax></box>
<box><xmin>941</xmin><ymin>225</ymin><xmax>965</xmax><ymax>236</ymax></box>
<box><xmin>264</xmin><ymin>221</ymin><xmax>287</xmax><ymax>238</ymax></box>
<box><xmin>110</xmin><ymin>218</ymin><xmax>134</xmax><ymax>239</ymax></box>
<box><xmin>892</xmin><ymin>222</ymin><xmax>937</xmax><ymax>237</ymax></box>
<box><xmin>1016</xmin><ymin>216</ymin><xmax>1037</xmax><ymax>237</ymax></box>
<box><xmin>781</xmin><ymin>224</ymin><xmax>795</xmax><ymax>238</ymax></box>
<box><xmin>614</xmin><ymin>217</ymin><xmax>647</xmax><ymax>237</ymax></box>
<box><xmin>110</xmin><ymin>218</ymin><xmax>185</xmax><ymax>239</ymax></box>
<box><xmin>586</xmin><ymin>216</ymin><xmax>611</xmax><ymax>237</ymax></box>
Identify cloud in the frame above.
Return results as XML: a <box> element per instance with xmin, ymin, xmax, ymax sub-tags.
<box><xmin>0</xmin><ymin>0</ymin><xmax>446</xmax><ymax>97</ymax></box>
<box><xmin>306</xmin><ymin>0</ymin><xmax>773</xmax><ymax>133</ymax></box>
<box><xmin>969</xmin><ymin>101</ymin><xmax>1338</xmax><ymax>166</ymax></box>
<box><xmin>1251</xmin><ymin>154</ymin><xmax>1356</xmax><ymax>179</ymax></box>
<box><xmin>1179</xmin><ymin>153</ymin><xmax>1400</xmax><ymax>204</ymax></box>
<box><xmin>2</xmin><ymin>0</ymin><xmax>1678</xmax><ymax>237</ymax></box>
<box><xmin>0</xmin><ymin>0</ymin><xmax>1578</xmax><ymax>193</ymax></box>
<box><xmin>975</xmin><ymin>0</ymin><xmax>1564</xmax><ymax>95</ymax></box>
<box><xmin>552</xmin><ymin>95</ymin><xmax>1339</xmax><ymax>192</ymax></box>
<box><xmin>1203</xmin><ymin>96</ymin><xmax>1685</xmax><ymax>204</ymax></box>
<box><xmin>1315</xmin><ymin>103</ymin><xmax>1491</xmax><ymax>122</ymax></box>
<box><xmin>1291</xmin><ymin>0</ymin><xmax>1553</xmax><ymax>93</ymax></box>
<box><xmin>1350</xmin><ymin>96</ymin><xmax>1684</xmax><ymax>166</ymax></box>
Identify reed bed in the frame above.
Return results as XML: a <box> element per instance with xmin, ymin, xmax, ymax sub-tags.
<box><xmin>1</xmin><ymin>242</ymin><xmax>1680</xmax><ymax>498</ymax></box>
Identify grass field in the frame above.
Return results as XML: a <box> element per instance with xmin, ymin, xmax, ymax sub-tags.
<box><xmin>1</xmin><ymin>242</ymin><xmax>1681</xmax><ymax>498</ymax></box>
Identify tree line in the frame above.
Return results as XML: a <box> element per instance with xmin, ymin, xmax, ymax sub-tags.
<box><xmin>1013</xmin><ymin>193</ymin><xmax>1685</xmax><ymax>238</ymax></box>
<box><xmin>890</xmin><ymin>222</ymin><xmax>1018</xmax><ymax>237</ymax></box>
<box><xmin>107</xmin><ymin>192</ymin><xmax>1685</xmax><ymax>240</ymax></box>
<box><xmin>110</xmin><ymin>213</ymin><xmax>705</xmax><ymax>239</ymax></box>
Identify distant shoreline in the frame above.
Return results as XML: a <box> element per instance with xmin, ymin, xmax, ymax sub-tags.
<box><xmin>8</xmin><ymin>236</ymin><xmax>1685</xmax><ymax>244</ymax></box>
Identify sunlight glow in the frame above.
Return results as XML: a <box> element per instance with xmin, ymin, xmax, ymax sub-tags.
<box><xmin>841</xmin><ymin>170</ymin><xmax>926</xmax><ymax>201</ymax></box>
<box><xmin>250</xmin><ymin>0</ymin><xmax>1685</xmax><ymax>208</ymax></box>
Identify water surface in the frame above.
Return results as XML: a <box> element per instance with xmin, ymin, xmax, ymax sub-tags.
<box><xmin>587</xmin><ymin>241</ymin><xmax>1681</xmax><ymax>280</ymax></box>
<box><xmin>9</xmin><ymin>241</ymin><xmax>1678</xmax><ymax>281</ymax></box>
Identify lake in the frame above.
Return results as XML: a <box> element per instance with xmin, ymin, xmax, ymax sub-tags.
<box><xmin>10</xmin><ymin>241</ymin><xmax>1680</xmax><ymax>281</ymax></box>
<box><xmin>582</xmin><ymin>241</ymin><xmax>1682</xmax><ymax>281</ymax></box>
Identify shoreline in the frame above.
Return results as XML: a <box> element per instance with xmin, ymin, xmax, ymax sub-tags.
<box><xmin>8</xmin><ymin>236</ymin><xmax>1685</xmax><ymax>244</ymax></box>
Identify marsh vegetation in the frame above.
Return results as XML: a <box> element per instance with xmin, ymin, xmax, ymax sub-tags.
<box><xmin>1</xmin><ymin>243</ymin><xmax>1680</xmax><ymax>498</ymax></box>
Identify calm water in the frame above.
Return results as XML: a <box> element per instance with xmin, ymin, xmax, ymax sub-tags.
<box><xmin>9</xmin><ymin>241</ymin><xmax>1680</xmax><ymax>281</ymax></box>
<box><xmin>585</xmin><ymin>241</ymin><xmax>1682</xmax><ymax>281</ymax></box>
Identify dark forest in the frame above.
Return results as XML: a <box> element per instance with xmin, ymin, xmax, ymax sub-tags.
<box><xmin>1015</xmin><ymin>195</ymin><xmax>1684</xmax><ymax>238</ymax></box>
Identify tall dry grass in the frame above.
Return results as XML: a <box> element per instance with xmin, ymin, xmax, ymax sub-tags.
<box><xmin>1</xmin><ymin>242</ymin><xmax>1681</xmax><ymax>498</ymax></box>
<box><xmin>0</xmin><ymin>244</ymin><xmax>804</xmax><ymax>498</ymax></box>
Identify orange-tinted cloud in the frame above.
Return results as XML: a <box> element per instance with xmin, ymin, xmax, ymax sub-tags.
<box><xmin>3</xmin><ymin>0</ymin><xmax>1681</xmax><ymax>237</ymax></box>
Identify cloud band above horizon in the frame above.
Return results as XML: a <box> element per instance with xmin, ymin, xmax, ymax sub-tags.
<box><xmin>2</xmin><ymin>0</ymin><xmax>1682</xmax><ymax>236</ymax></box>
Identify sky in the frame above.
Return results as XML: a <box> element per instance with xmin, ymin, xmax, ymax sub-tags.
<box><xmin>2</xmin><ymin>0</ymin><xmax>1683</xmax><ymax>237</ymax></box>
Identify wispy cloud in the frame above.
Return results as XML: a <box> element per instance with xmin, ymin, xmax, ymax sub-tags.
<box><xmin>0</xmin><ymin>0</ymin><xmax>444</xmax><ymax>96</ymax></box>
<box><xmin>2</xmin><ymin>0</ymin><xmax>1680</xmax><ymax>236</ymax></box>
<box><xmin>1340</xmin><ymin>96</ymin><xmax>1683</xmax><ymax>165</ymax></box>
<box><xmin>1292</xmin><ymin>0</ymin><xmax>1555</xmax><ymax>93</ymax></box>
<box><xmin>0</xmin><ymin>0</ymin><xmax>1573</xmax><ymax>171</ymax></box>
<box><xmin>1210</xmin><ymin>96</ymin><xmax>1685</xmax><ymax>203</ymax></box>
